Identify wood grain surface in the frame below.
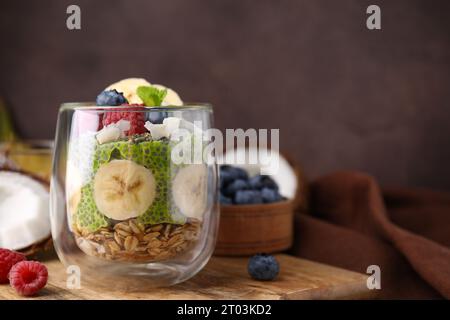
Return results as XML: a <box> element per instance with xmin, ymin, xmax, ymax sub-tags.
<box><xmin>0</xmin><ymin>254</ymin><xmax>373</xmax><ymax>300</ymax></box>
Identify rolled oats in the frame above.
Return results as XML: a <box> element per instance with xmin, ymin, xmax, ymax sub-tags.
<box><xmin>116</xmin><ymin>229</ymin><xmax>131</xmax><ymax>237</ymax></box>
<box><xmin>74</xmin><ymin>218</ymin><xmax>201</xmax><ymax>262</ymax></box>
<box><xmin>129</xmin><ymin>220</ymin><xmax>142</xmax><ymax>235</ymax></box>
<box><xmin>107</xmin><ymin>240</ymin><xmax>121</xmax><ymax>253</ymax></box>
<box><xmin>167</xmin><ymin>234</ymin><xmax>184</xmax><ymax>246</ymax></box>
<box><xmin>114</xmin><ymin>223</ymin><xmax>132</xmax><ymax>233</ymax></box>
<box><xmin>124</xmin><ymin>235</ymin><xmax>139</xmax><ymax>252</ymax></box>
<box><xmin>150</xmin><ymin>225</ymin><xmax>164</xmax><ymax>232</ymax></box>
<box><xmin>148</xmin><ymin>239</ymin><xmax>162</xmax><ymax>249</ymax></box>
<box><xmin>113</xmin><ymin>232</ymin><xmax>123</xmax><ymax>247</ymax></box>
<box><xmin>143</xmin><ymin>232</ymin><xmax>160</xmax><ymax>242</ymax></box>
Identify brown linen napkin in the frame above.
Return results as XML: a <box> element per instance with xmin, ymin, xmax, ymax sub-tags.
<box><xmin>290</xmin><ymin>171</ymin><xmax>450</xmax><ymax>299</ymax></box>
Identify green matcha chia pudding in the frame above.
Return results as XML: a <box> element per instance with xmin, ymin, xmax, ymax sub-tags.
<box><xmin>65</xmin><ymin>78</ymin><xmax>208</xmax><ymax>262</ymax></box>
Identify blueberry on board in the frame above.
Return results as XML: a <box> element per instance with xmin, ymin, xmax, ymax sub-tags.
<box><xmin>248</xmin><ymin>254</ymin><xmax>280</xmax><ymax>281</ymax></box>
<box><xmin>220</xmin><ymin>193</ymin><xmax>232</xmax><ymax>205</ymax></box>
<box><xmin>96</xmin><ymin>89</ymin><xmax>128</xmax><ymax>106</ymax></box>
<box><xmin>234</xmin><ymin>190</ymin><xmax>262</xmax><ymax>205</ymax></box>
<box><xmin>261</xmin><ymin>187</ymin><xmax>282</xmax><ymax>203</ymax></box>
<box><xmin>248</xmin><ymin>175</ymin><xmax>278</xmax><ymax>190</ymax></box>
<box><xmin>148</xmin><ymin>111</ymin><xmax>168</xmax><ymax>124</ymax></box>
<box><xmin>224</xmin><ymin>179</ymin><xmax>249</xmax><ymax>197</ymax></box>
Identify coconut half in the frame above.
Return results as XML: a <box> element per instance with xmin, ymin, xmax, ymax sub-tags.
<box><xmin>219</xmin><ymin>147</ymin><xmax>307</xmax><ymax>209</ymax></box>
<box><xmin>0</xmin><ymin>170</ymin><xmax>50</xmax><ymax>251</ymax></box>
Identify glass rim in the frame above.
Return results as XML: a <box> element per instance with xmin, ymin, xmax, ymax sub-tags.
<box><xmin>60</xmin><ymin>102</ymin><xmax>213</xmax><ymax>112</ymax></box>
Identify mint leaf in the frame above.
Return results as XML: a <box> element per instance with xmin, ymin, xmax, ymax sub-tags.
<box><xmin>137</xmin><ymin>86</ymin><xmax>168</xmax><ymax>106</ymax></box>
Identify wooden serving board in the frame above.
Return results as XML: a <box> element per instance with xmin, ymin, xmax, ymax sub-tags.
<box><xmin>0</xmin><ymin>254</ymin><xmax>373</xmax><ymax>300</ymax></box>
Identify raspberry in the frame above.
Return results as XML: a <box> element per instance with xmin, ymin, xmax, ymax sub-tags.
<box><xmin>9</xmin><ymin>261</ymin><xmax>48</xmax><ymax>296</ymax></box>
<box><xmin>102</xmin><ymin>104</ymin><xmax>147</xmax><ymax>136</ymax></box>
<box><xmin>0</xmin><ymin>248</ymin><xmax>26</xmax><ymax>283</ymax></box>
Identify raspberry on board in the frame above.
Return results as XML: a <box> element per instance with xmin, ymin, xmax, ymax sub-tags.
<box><xmin>9</xmin><ymin>261</ymin><xmax>48</xmax><ymax>296</ymax></box>
<box><xmin>0</xmin><ymin>248</ymin><xmax>26</xmax><ymax>283</ymax></box>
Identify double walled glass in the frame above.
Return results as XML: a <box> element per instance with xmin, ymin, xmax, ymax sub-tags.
<box><xmin>50</xmin><ymin>103</ymin><xmax>219</xmax><ymax>288</ymax></box>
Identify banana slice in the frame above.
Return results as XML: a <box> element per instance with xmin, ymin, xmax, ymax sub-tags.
<box><xmin>152</xmin><ymin>84</ymin><xmax>183</xmax><ymax>106</ymax></box>
<box><xmin>172</xmin><ymin>164</ymin><xmax>208</xmax><ymax>220</ymax></box>
<box><xmin>93</xmin><ymin>160</ymin><xmax>156</xmax><ymax>220</ymax></box>
<box><xmin>106</xmin><ymin>78</ymin><xmax>151</xmax><ymax>104</ymax></box>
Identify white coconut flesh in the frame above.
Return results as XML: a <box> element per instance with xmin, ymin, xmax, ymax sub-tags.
<box><xmin>220</xmin><ymin>147</ymin><xmax>298</xmax><ymax>199</ymax></box>
<box><xmin>0</xmin><ymin>171</ymin><xmax>50</xmax><ymax>250</ymax></box>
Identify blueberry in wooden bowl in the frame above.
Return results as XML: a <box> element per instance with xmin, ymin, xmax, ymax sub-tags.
<box><xmin>215</xmin><ymin>148</ymin><xmax>307</xmax><ymax>256</ymax></box>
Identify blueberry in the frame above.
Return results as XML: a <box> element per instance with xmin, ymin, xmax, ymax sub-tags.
<box><xmin>224</xmin><ymin>179</ymin><xmax>249</xmax><ymax>197</ymax></box>
<box><xmin>148</xmin><ymin>111</ymin><xmax>168</xmax><ymax>124</ymax></box>
<box><xmin>96</xmin><ymin>89</ymin><xmax>128</xmax><ymax>106</ymax></box>
<box><xmin>220</xmin><ymin>193</ymin><xmax>232</xmax><ymax>205</ymax></box>
<box><xmin>248</xmin><ymin>175</ymin><xmax>278</xmax><ymax>190</ymax></box>
<box><xmin>221</xmin><ymin>165</ymin><xmax>248</xmax><ymax>181</ymax></box>
<box><xmin>234</xmin><ymin>190</ymin><xmax>262</xmax><ymax>205</ymax></box>
<box><xmin>233</xmin><ymin>167</ymin><xmax>249</xmax><ymax>180</ymax></box>
<box><xmin>219</xmin><ymin>169</ymin><xmax>234</xmax><ymax>190</ymax></box>
<box><xmin>220</xmin><ymin>165</ymin><xmax>233</xmax><ymax>172</ymax></box>
<box><xmin>261</xmin><ymin>187</ymin><xmax>282</xmax><ymax>203</ymax></box>
<box><xmin>248</xmin><ymin>254</ymin><xmax>279</xmax><ymax>281</ymax></box>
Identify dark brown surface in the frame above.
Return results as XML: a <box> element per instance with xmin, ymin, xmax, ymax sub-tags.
<box><xmin>1</xmin><ymin>0</ymin><xmax>450</xmax><ymax>189</ymax></box>
<box><xmin>290</xmin><ymin>171</ymin><xmax>450</xmax><ymax>299</ymax></box>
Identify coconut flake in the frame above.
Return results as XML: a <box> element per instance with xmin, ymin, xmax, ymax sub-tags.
<box><xmin>96</xmin><ymin>120</ymin><xmax>131</xmax><ymax>144</ymax></box>
<box><xmin>145</xmin><ymin>121</ymin><xmax>169</xmax><ymax>140</ymax></box>
<box><xmin>163</xmin><ymin>117</ymin><xmax>181</xmax><ymax>135</ymax></box>
<box><xmin>0</xmin><ymin>171</ymin><xmax>50</xmax><ymax>250</ymax></box>
<box><xmin>96</xmin><ymin>126</ymin><xmax>121</xmax><ymax>144</ymax></box>
<box><xmin>145</xmin><ymin>117</ymin><xmax>204</xmax><ymax>141</ymax></box>
<box><xmin>115</xmin><ymin>120</ymin><xmax>131</xmax><ymax>137</ymax></box>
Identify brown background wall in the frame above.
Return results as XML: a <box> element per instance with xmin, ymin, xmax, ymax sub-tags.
<box><xmin>1</xmin><ymin>0</ymin><xmax>449</xmax><ymax>189</ymax></box>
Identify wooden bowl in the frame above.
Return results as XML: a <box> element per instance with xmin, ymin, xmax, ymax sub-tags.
<box><xmin>214</xmin><ymin>199</ymin><xmax>294</xmax><ymax>256</ymax></box>
<box><xmin>214</xmin><ymin>150</ymin><xmax>308</xmax><ymax>256</ymax></box>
